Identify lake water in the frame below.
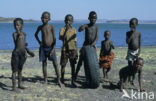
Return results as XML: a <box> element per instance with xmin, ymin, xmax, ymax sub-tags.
<box><xmin>0</xmin><ymin>22</ymin><xmax>156</xmax><ymax>50</ymax></box>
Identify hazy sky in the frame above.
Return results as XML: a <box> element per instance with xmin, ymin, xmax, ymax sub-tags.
<box><xmin>0</xmin><ymin>0</ymin><xmax>156</xmax><ymax>20</ymax></box>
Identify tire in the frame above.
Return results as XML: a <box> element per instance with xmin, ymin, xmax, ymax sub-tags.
<box><xmin>82</xmin><ymin>45</ymin><xmax>100</xmax><ymax>88</ymax></box>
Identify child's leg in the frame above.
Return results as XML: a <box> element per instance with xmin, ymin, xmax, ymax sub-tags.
<box><xmin>61</xmin><ymin>65</ymin><xmax>66</xmax><ymax>83</ymax></box>
<box><xmin>75</xmin><ymin>53</ymin><xmax>83</xmax><ymax>79</ymax></box>
<box><xmin>11</xmin><ymin>51</ymin><xmax>19</xmax><ymax>91</ymax></box>
<box><xmin>131</xmin><ymin>73</ymin><xmax>136</xmax><ymax>86</ymax></box>
<box><xmin>103</xmin><ymin>68</ymin><xmax>106</xmax><ymax>79</ymax></box>
<box><xmin>106</xmin><ymin>68</ymin><xmax>111</xmax><ymax>79</ymax></box>
<box><xmin>42</xmin><ymin>61</ymin><xmax>47</xmax><ymax>83</ymax></box>
<box><xmin>120</xmin><ymin>78</ymin><xmax>124</xmax><ymax>91</ymax></box>
<box><xmin>12</xmin><ymin>72</ymin><xmax>16</xmax><ymax>91</ymax></box>
<box><xmin>128</xmin><ymin>60</ymin><xmax>133</xmax><ymax>82</ymax></box>
<box><xmin>70</xmin><ymin>59</ymin><xmax>77</xmax><ymax>87</ymax></box>
<box><xmin>18</xmin><ymin>69</ymin><xmax>26</xmax><ymax>89</ymax></box>
<box><xmin>53</xmin><ymin>61</ymin><xmax>63</xmax><ymax>87</ymax></box>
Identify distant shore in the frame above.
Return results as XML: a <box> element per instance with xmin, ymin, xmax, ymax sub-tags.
<box><xmin>0</xmin><ymin>46</ymin><xmax>155</xmax><ymax>53</ymax></box>
<box><xmin>1</xmin><ymin>17</ymin><xmax>156</xmax><ymax>24</ymax></box>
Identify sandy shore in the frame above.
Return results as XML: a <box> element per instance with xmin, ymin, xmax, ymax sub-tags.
<box><xmin>0</xmin><ymin>47</ymin><xmax>156</xmax><ymax>101</ymax></box>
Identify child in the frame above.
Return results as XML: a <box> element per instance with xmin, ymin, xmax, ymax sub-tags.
<box><xmin>59</xmin><ymin>14</ymin><xmax>78</xmax><ymax>87</ymax></box>
<box><xmin>99</xmin><ymin>30</ymin><xmax>114</xmax><ymax>81</ymax></box>
<box><xmin>119</xmin><ymin>57</ymin><xmax>144</xmax><ymax>92</ymax></box>
<box><xmin>35</xmin><ymin>11</ymin><xmax>62</xmax><ymax>87</ymax></box>
<box><xmin>11</xmin><ymin>18</ymin><xmax>28</xmax><ymax>91</ymax></box>
<box><xmin>75</xmin><ymin>11</ymin><xmax>98</xmax><ymax>79</ymax></box>
<box><xmin>126</xmin><ymin>18</ymin><xmax>141</xmax><ymax>83</ymax></box>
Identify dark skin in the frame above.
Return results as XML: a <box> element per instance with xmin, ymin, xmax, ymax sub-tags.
<box><xmin>119</xmin><ymin>59</ymin><xmax>144</xmax><ymax>92</ymax></box>
<box><xmin>12</xmin><ymin>20</ymin><xmax>26</xmax><ymax>91</ymax></box>
<box><xmin>35</xmin><ymin>12</ymin><xmax>62</xmax><ymax>87</ymax></box>
<box><xmin>60</xmin><ymin>15</ymin><xmax>77</xmax><ymax>87</ymax></box>
<box><xmin>126</xmin><ymin>18</ymin><xmax>141</xmax><ymax>83</ymax></box>
<box><xmin>100</xmin><ymin>31</ymin><xmax>114</xmax><ymax>80</ymax></box>
<box><xmin>75</xmin><ymin>12</ymin><xmax>98</xmax><ymax>80</ymax></box>
<box><xmin>126</xmin><ymin>19</ymin><xmax>141</xmax><ymax>52</ymax></box>
<box><xmin>78</xmin><ymin>13</ymin><xmax>98</xmax><ymax>47</ymax></box>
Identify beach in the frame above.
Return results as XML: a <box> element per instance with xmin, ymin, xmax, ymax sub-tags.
<box><xmin>0</xmin><ymin>47</ymin><xmax>156</xmax><ymax>101</ymax></box>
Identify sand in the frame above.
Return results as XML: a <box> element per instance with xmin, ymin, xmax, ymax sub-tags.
<box><xmin>0</xmin><ymin>47</ymin><xmax>156</xmax><ymax>101</ymax></box>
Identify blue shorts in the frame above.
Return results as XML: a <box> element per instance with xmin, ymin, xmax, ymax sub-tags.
<box><xmin>39</xmin><ymin>46</ymin><xmax>57</xmax><ymax>62</ymax></box>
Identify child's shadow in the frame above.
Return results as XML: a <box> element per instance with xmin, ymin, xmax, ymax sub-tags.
<box><xmin>75</xmin><ymin>75</ymin><xmax>91</xmax><ymax>89</ymax></box>
<box><xmin>22</xmin><ymin>75</ymin><xmax>43</xmax><ymax>83</ymax></box>
<box><xmin>0</xmin><ymin>76</ymin><xmax>12</xmax><ymax>91</ymax></box>
<box><xmin>0</xmin><ymin>82</ymin><xmax>11</xmax><ymax>91</ymax></box>
<box><xmin>23</xmin><ymin>76</ymin><xmax>63</xmax><ymax>86</ymax></box>
<box><xmin>102</xmin><ymin>82</ymin><xmax>120</xmax><ymax>90</ymax></box>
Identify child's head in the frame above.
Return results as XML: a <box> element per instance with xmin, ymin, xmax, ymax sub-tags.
<box><xmin>134</xmin><ymin>57</ymin><xmax>144</xmax><ymax>69</ymax></box>
<box><xmin>14</xmin><ymin>18</ymin><xmax>23</xmax><ymax>32</ymax></box>
<box><xmin>41</xmin><ymin>11</ymin><xmax>50</xmax><ymax>24</ymax></box>
<box><xmin>64</xmin><ymin>14</ymin><xmax>73</xmax><ymax>25</ymax></box>
<box><xmin>129</xmin><ymin>18</ymin><xmax>138</xmax><ymax>31</ymax></box>
<box><xmin>88</xmin><ymin>11</ymin><xmax>97</xmax><ymax>24</ymax></box>
<box><xmin>104</xmin><ymin>30</ymin><xmax>111</xmax><ymax>40</ymax></box>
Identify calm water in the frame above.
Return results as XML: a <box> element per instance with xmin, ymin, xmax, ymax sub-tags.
<box><xmin>0</xmin><ymin>22</ymin><xmax>156</xmax><ymax>50</ymax></box>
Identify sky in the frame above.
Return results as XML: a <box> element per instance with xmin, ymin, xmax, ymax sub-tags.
<box><xmin>0</xmin><ymin>0</ymin><xmax>156</xmax><ymax>20</ymax></box>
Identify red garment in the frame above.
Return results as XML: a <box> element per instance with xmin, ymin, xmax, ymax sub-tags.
<box><xmin>99</xmin><ymin>52</ymin><xmax>114</xmax><ymax>69</ymax></box>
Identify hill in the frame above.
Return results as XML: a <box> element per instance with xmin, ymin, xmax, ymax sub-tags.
<box><xmin>0</xmin><ymin>17</ymin><xmax>39</xmax><ymax>23</ymax></box>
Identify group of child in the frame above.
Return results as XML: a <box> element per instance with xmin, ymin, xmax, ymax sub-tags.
<box><xmin>10</xmin><ymin>11</ymin><xmax>144</xmax><ymax>92</ymax></box>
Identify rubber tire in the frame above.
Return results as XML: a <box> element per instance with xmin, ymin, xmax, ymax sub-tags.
<box><xmin>82</xmin><ymin>45</ymin><xmax>100</xmax><ymax>88</ymax></box>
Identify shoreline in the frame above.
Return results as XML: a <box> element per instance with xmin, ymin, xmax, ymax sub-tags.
<box><xmin>0</xmin><ymin>46</ymin><xmax>155</xmax><ymax>53</ymax></box>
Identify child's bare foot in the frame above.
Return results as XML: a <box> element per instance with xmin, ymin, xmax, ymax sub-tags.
<box><xmin>61</xmin><ymin>78</ymin><xmax>64</xmax><ymax>84</ymax></box>
<box><xmin>58</xmin><ymin>80</ymin><xmax>64</xmax><ymax>88</ymax></box>
<box><xmin>12</xmin><ymin>88</ymin><xmax>20</xmax><ymax>93</ymax></box>
<box><xmin>130</xmin><ymin>82</ymin><xmax>135</xmax><ymax>86</ymax></box>
<box><xmin>139</xmin><ymin>89</ymin><xmax>145</xmax><ymax>92</ymax></box>
<box><xmin>104</xmin><ymin>78</ymin><xmax>110</xmax><ymax>82</ymax></box>
<box><xmin>18</xmin><ymin>85</ymin><xmax>27</xmax><ymax>89</ymax></box>
<box><xmin>72</xmin><ymin>81</ymin><xmax>77</xmax><ymax>88</ymax></box>
<box><xmin>44</xmin><ymin>79</ymin><xmax>47</xmax><ymax>84</ymax></box>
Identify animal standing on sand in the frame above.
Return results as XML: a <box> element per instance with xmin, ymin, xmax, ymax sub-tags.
<box><xmin>119</xmin><ymin>57</ymin><xmax>144</xmax><ymax>92</ymax></box>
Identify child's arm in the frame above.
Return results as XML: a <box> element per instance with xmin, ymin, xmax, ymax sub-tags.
<box><xmin>138</xmin><ymin>69</ymin><xmax>144</xmax><ymax>91</ymax></box>
<box><xmin>78</xmin><ymin>24</ymin><xmax>86</xmax><ymax>32</ymax></box>
<box><xmin>52</xmin><ymin>26</ymin><xmax>56</xmax><ymax>48</ymax></box>
<box><xmin>138</xmin><ymin>32</ymin><xmax>141</xmax><ymax>55</ymax></box>
<box><xmin>110</xmin><ymin>40</ymin><xmax>115</xmax><ymax>49</ymax></box>
<box><xmin>126</xmin><ymin>32</ymin><xmax>130</xmax><ymax>44</ymax></box>
<box><xmin>35</xmin><ymin>26</ymin><xmax>42</xmax><ymax>46</ymax></box>
<box><xmin>59</xmin><ymin>28</ymin><xmax>64</xmax><ymax>40</ymax></box>
<box><xmin>100</xmin><ymin>41</ymin><xmax>103</xmax><ymax>56</ymax></box>
<box><xmin>12</xmin><ymin>33</ymin><xmax>17</xmax><ymax>46</ymax></box>
<box><xmin>23</xmin><ymin>32</ymin><xmax>28</xmax><ymax>46</ymax></box>
<box><xmin>50</xmin><ymin>26</ymin><xmax>56</xmax><ymax>56</ymax></box>
<box><xmin>126</xmin><ymin>32</ymin><xmax>133</xmax><ymax>44</ymax></box>
<box><xmin>91</xmin><ymin>26</ymin><xmax>98</xmax><ymax>47</ymax></box>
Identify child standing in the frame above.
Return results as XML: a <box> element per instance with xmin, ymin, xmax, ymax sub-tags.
<box><xmin>75</xmin><ymin>11</ymin><xmax>98</xmax><ymax>79</ymax></box>
<box><xmin>59</xmin><ymin>14</ymin><xmax>78</xmax><ymax>87</ymax></box>
<box><xmin>99</xmin><ymin>30</ymin><xmax>114</xmax><ymax>81</ymax></box>
<box><xmin>11</xmin><ymin>18</ymin><xmax>28</xmax><ymax>91</ymax></box>
<box><xmin>126</xmin><ymin>18</ymin><xmax>141</xmax><ymax>83</ymax></box>
<box><xmin>35</xmin><ymin>11</ymin><xmax>62</xmax><ymax>87</ymax></box>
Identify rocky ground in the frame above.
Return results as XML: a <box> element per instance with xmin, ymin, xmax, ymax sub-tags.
<box><xmin>0</xmin><ymin>47</ymin><xmax>156</xmax><ymax>101</ymax></box>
